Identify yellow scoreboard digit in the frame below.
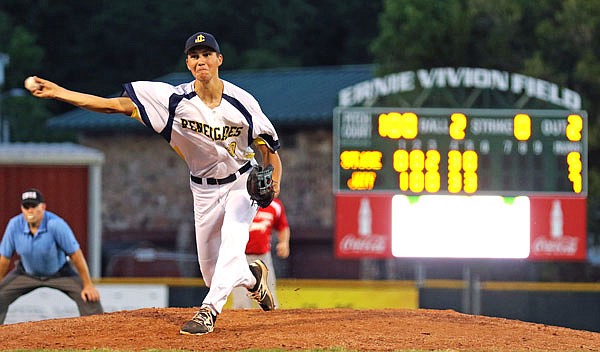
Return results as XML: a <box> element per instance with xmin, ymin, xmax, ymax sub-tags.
<box><xmin>334</xmin><ymin>108</ymin><xmax>587</xmax><ymax>196</ymax></box>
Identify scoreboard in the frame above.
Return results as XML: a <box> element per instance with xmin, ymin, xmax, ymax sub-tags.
<box><xmin>333</xmin><ymin>108</ymin><xmax>587</xmax><ymax>196</ymax></box>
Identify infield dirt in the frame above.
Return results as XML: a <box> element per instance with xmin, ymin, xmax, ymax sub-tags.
<box><xmin>0</xmin><ymin>307</ymin><xmax>599</xmax><ymax>351</ymax></box>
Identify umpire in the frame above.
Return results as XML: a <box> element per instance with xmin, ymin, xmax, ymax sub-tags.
<box><xmin>0</xmin><ymin>188</ymin><xmax>103</xmax><ymax>324</ymax></box>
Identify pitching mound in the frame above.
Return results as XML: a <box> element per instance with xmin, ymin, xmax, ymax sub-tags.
<box><xmin>1</xmin><ymin>308</ymin><xmax>599</xmax><ymax>351</ymax></box>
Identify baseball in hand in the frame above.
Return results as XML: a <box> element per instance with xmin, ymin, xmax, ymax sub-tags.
<box><xmin>24</xmin><ymin>76</ymin><xmax>39</xmax><ymax>91</ymax></box>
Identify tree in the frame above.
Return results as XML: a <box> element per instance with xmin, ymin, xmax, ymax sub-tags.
<box><xmin>0</xmin><ymin>9</ymin><xmax>65</xmax><ymax>142</ymax></box>
<box><xmin>372</xmin><ymin>0</ymin><xmax>471</xmax><ymax>73</ymax></box>
<box><xmin>1</xmin><ymin>0</ymin><xmax>382</xmax><ymax>141</ymax></box>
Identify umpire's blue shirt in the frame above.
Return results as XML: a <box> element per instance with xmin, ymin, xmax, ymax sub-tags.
<box><xmin>0</xmin><ymin>211</ymin><xmax>80</xmax><ymax>277</ymax></box>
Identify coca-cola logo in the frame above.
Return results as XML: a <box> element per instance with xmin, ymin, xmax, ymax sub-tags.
<box><xmin>532</xmin><ymin>236</ymin><xmax>578</xmax><ymax>255</ymax></box>
<box><xmin>339</xmin><ymin>233</ymin><xmax>388</xmax><ymax>254</ymax></box>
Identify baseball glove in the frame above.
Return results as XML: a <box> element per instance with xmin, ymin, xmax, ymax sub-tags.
<box><xmin>247</xmin><ymin>164</ymin><xmax>275</xmax><ymax>208</ymax></box>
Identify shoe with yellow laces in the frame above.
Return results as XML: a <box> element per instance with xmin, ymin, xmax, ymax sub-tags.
<box><xmin>180</xmin><ymin>306</ymin><xmax>217</xmax><ymax>335</ymax></box>
<box><xmin>248</xmin><ymin>259</ymin><xmax>275</xmax><ymax>311</ymax></box>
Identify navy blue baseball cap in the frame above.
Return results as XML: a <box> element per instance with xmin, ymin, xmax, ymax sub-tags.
<box><xmin>184</xmin><ymin>32</ymin><xmax>220</xmax><ymax>54</ymax></box>
<box><xmin>21</xmin><ymin>188</ymin><xmax>44</xmax><ymax>207</ymax></box>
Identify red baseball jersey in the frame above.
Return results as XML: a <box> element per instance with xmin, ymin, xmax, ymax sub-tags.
<box><xmin>246</xmin><ymin>198</ymin><xmax>288</xmax><ymax>255</ymax></box>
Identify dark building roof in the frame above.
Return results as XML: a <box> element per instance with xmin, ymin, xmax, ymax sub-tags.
<box><xmin>0</xmin><ymin>142</ymin><xmax>104</xmax><ymax>165</ymax></box>
<box><xmin>47</xmin><ymin>65</ymin><xmax>375</xmax><ymax>131</ymax></box>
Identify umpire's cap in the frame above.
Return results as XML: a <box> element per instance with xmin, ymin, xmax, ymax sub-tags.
<box><xmin>184</xmin><ymin>32</ymin><xmax>220</xmax><ymax>54</ymax></box>
<box><xmin>21</xmin><ymin>188</ymin><xmax>44</xmax><ymax>207</ymax></box>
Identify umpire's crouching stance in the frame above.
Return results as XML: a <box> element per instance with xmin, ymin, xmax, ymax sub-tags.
<box><xmin>0</xmin><ymin>188</ymin><xmax>103</xmax><ymax>324</ymax></box>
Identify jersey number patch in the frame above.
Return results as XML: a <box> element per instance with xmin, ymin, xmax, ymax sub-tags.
<box><xmin>227</xmin><ymin>142</ymin><xmax>237</xmax><ymax>157</ymax></box>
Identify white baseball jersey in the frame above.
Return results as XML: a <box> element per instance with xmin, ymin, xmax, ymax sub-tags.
<box><xmin>121</xmin><ymin>78</ymin><xmax>280</xmax><ymax>315</ymax></box>
<box><xmin>122</xmin><ymin>79</ymin><xmax>280</xmax><ymax>178</ymax></box>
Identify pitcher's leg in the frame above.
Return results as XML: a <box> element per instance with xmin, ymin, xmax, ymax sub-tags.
<box><xmin>194</xmin><ymin>212</ymin><xmax>223</xmax><ymax>289</ymax></box>
<box><xmin>181</xmin><ymin>183</ymin><xmax>225</xmax><ymax>336</ymax></box>
<box><xmin>202</xmin><ymin>187</ymin><xmax>257</xmax><ymax>314</ymax></box>
<box><xmin>231</xmin><ymin>254</ymin><xmax>260</xmax><ymax>309</ymax></box>
<box><xmin>191</xmin><ymin>183</ymin><xmax>224</xmax><ymax>289</ymax></box>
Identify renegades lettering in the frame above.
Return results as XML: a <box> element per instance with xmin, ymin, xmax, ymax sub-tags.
<box><xmin>181</xmin><ymin>118</ymin><xmax>243</xmax><ymax>141</ymax></box>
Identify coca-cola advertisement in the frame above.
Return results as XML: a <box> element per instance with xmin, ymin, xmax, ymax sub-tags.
<box><xmin>335</xmin><ymin>194</ymin><xmax>393</xmax><ymax>258</ymax></box>
<box><xmin>335</xmin><ymin>194</ymin><xmax>586</xmax><ymax>260</ymax></box>
<box><xmin>529</xmin><ymin>196</ymin><xmax>587</xmax><ymax>260</ymax></box>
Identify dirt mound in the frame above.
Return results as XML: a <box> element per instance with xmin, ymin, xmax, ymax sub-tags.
<box><xmin>1</xmin><ymin>308</ymin><xmax>599</xmax><ymax>351</ymax></box>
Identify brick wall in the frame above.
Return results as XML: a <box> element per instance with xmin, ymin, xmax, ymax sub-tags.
<box><xmin>81</xmin><ymin>127</ymin><xmax>334</xmax><ymax>232</ymax></box>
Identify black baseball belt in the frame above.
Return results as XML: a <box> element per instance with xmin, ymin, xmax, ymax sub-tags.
<box><xmin>190</xmin><ymin>161</ymin><xmax>252</xmax><ymax>185</ymax></box>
